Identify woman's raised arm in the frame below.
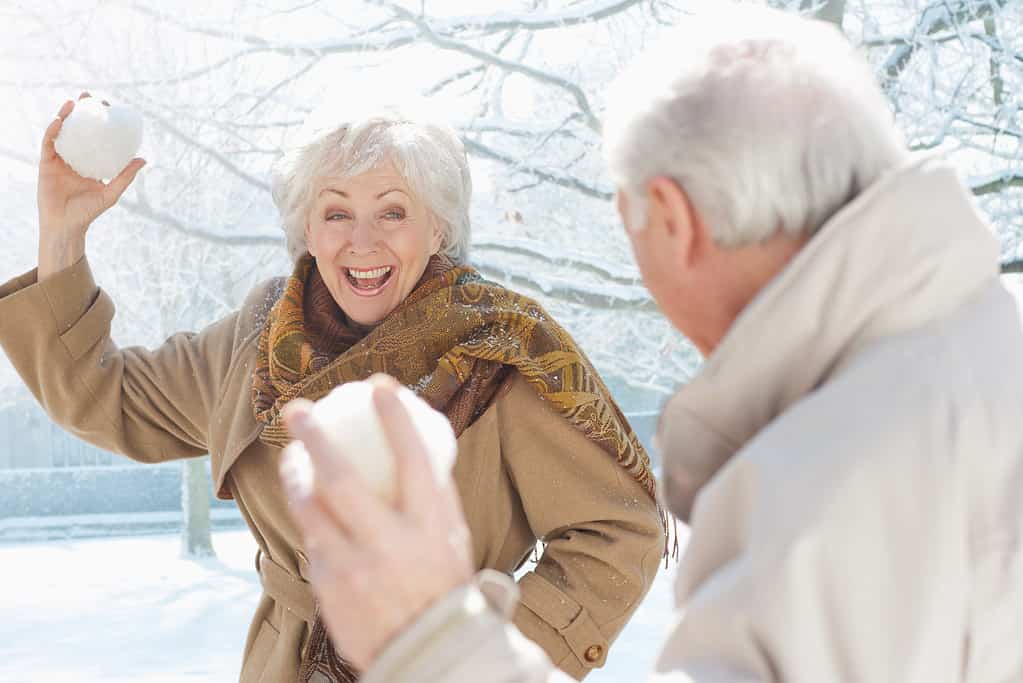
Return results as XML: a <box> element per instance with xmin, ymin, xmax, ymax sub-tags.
<box><xmin>37</xmin><ymin>94</ymin><xmax>145</xmax><ymax>279</ymax></box>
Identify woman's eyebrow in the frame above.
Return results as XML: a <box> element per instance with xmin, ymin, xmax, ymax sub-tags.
<box><xmin>318</xmin><ymin>188</ymin><xmax>408</xmax><ymax>199</ymax></box>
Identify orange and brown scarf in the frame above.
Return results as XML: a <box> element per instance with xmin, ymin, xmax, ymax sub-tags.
<box><xmin>253</xmin><ymin>253</ymin><xmax>660</xmax><ymax>682</ymax></box>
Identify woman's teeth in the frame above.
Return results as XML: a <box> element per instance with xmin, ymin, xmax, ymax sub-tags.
<box><xmin>348</xmin><ymin>266</ymin><xmax>392</xmax><ymax>280</ymax></box>
<box><xmin>346</xmin><ymin>266</ymin><xmax>393</xmax><ymax>291</ymax></box>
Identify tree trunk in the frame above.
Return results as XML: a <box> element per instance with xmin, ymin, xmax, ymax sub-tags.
<box><xmin>181</xmin><ymin>457</ymin><xmax>216</xmax><ymax>558</ymax></box>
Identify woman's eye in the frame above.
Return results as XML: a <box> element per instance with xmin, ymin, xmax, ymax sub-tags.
<box><xmin>326</xmin><ymin>212</ymin><xmax>350</xmax><ymax>221</ymax></box>
<box><xmin>383</xmin><ymin>209</ymin><xmax>405</xmax><ymax>220</ymax></box>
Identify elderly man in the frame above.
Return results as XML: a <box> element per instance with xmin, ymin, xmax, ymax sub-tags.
<box><xmin>280</xmin><ymin>6</ymin><xmax>1023</xmax><ymax>682</ymax></box>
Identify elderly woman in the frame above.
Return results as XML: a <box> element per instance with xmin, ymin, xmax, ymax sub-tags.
<box><xmin>0</xmin><ymin>94</ymin><xmax>664</xmax><ymax>682</ymax></box>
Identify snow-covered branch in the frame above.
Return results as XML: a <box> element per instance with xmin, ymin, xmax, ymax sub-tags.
<box><xmin>474</xmin><ymin>235</ymin><xmax>640</xmax><ymax>285</ymax></box>
<box><xmin>122</xmin><ymin>195</ymin><xmax>282</xmax><ymax>248</ymax></box>
<box><xmin>376</xmin><ymin>2</ymin><xmax>603</xmax><ymax>133</ymax></box>
<box><xmin>879</xmin><ymin>0</ymin><xmax>1009</xmax><ymax>81</ymax></box>
<box><xmin>443</xmin><ymin>0</ymin><xmax>647</xmax><ymax>34</ymax></box>
<box><xmin>463</xmin><ymin>137</ymin><xmax>612</xmax><ymax>200</ymax></box>
<box><xmin>128</xmin><ymin>101</ymin><xmax>271</xmax><ymax>193</ymax></box>
<box><xmin>971</xmin><ymin>171</ymin><xmax>1023</xmax><ymax>197</ymax></box>
<box><xmin>475</xmin><ymin>259</ymin><xmax>656</xmax><ymax>312</ymax></box>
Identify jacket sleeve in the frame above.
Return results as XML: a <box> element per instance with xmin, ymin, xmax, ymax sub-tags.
<box><xmin>361</xmin><ymin>570</ymin><xmax>579</xmax><ymax>683</ymax></box>
<box><xmin>653</xmin><ymin>387</ymin><xmax>968</xmax><ymax>682</ymax></box>
<box><xmin>498</xmin><ymin>374</ymin><xmax>665</xmax><ymax>680</ymax></box>
<box><xmin>0</xmin><ymin>257</ymin><xmax>243</xmax><ymax>463</ymax></box>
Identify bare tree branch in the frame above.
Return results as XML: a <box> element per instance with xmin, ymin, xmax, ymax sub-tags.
<box><xmin>955</xmin><ymin>116</ymin><xmax>1021</xmax><ymax>139</ymax></box>
<box><xmin>971</xmin><ymin>172</ymin><xmax>1023</xmax><ymax>196</ymax></box>
<box><xmin>475</xmin><ymin>262</ymin><xmax>656</xmax><ymax>312</ymax></box>
<box><xmin>983</xmin><ymin>16</ymin><xmax>1005</xmax><ymax>107</ymax></box>
<box><xmin>129</xmin><ymin>102</ymin><xmax>271</xmax><ymax>192</ymax></box>
<box><xmin>424</xmin><ymin>29</ymin><xmax>520</xmax><ymax>97</ymax></box>
<box><xmin>120</xmin><ymin>195</ymin><xmax>282</xmax><ymax>247</ymax></box>
<box><xmin>127</xmin><ymin>0</ymin><xmax>644</xmax><ymax>47</ymax></box>
<box><xmin>376</xmin><ymin>2</ymin><xmax>603</xmax><ymax>132</ymax></box>
<box><xmin>880</xmin><ymin>0</ymin><xmax>1009</xmax><ymax>82</ymax></box>
<box><xmin>969</xmin><ymin>29</ymin><xmax>1023</xmax><ymax>66</ymax></box>
<box><xmin>127</xmin><ymin>2</ymin><xmax>408</xmax><ymax>54</ymax></box>
<box><xmin>463</xmin><ymin>137</ymin><xmax>612</xmax><ymax>199</ymax></box>
<box><xmin>444</xmin><ymin>0</ymin><xmax>645</xmax><ymax>33</ymax></box>
<box><xmin>474</xmin><ymin>236</ymin><xmax>640</xmax><ymax>285</ymax></box>
<box><xmin>423</xmin><ymin>63</ymin><xmax>488</xmax><ymax>96</ymax></box>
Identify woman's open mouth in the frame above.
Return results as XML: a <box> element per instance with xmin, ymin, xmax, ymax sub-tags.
<box><xmin>344</xmin><ymin>266</ymin><xmax>395</xmax><ymax>296</ymax></box>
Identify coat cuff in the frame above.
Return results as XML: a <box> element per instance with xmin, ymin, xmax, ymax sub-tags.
<box><xmin>361</xmin><ymin>570</ymin><xmax>531</xmax><ymax>683</ymax></box>
<box><xmin>0</xmin><ymin>257</ymin><xmax>100</xmax><ymax>336</ymax></box>
<box><xmin>515</xmin><ymin>572</ymin><xmax>606</xmax><ymax>677</ymax></box>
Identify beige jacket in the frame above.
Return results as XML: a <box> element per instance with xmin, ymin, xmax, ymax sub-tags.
<box><xmin>356</xmin><ymin>158</ymin><xmax>1023</xmax><ymax>682</ymax></box>
<box><xmin>0</xmin><ymin>261</ymin><xmax>664</xmax><ymax>682</ymax></box>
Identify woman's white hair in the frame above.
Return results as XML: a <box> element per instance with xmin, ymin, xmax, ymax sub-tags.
<box><xmin>272</xmin><ymin>101</ymin><xmax>473</xmax><ymax>263</ymax></box>
<box><xmin>603</xmin><ymin>5</ymin><xmax>909</xmax><ymax>245</ymax></box>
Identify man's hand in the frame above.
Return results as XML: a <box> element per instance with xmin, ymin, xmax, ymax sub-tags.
<box><xmin>280</xmin><ymin>375</ymin><xmax>475</xmax><ymax>671</ymax></box>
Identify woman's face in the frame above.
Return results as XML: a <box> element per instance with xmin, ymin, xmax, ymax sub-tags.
<box><xmin>305</xmin><ymin>164</ymin><xmax>443</xmax><ymax>326</ymax></box>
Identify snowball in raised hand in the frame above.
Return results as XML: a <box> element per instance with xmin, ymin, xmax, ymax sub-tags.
<box><xmin>54</xmin><ymin>98</ymin><xmax>143</xmax><ymax>181</ymax></box>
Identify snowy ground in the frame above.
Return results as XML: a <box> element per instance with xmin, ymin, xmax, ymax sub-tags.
<box><xmin>0</xmin><ymin>529</ymin><xmax>678</xmax><ymax>683</ymax></box>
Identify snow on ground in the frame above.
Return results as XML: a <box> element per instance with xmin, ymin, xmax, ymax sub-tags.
<box><xmin>0</xmin><ymin>529</ymin><xmax>679</xmax><ymax>682</ymax></box>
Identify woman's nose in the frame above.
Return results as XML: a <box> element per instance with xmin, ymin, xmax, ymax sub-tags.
<box><xmin>348</xmin><ymin>219</ymin><xmax>378</xmax><ymax>254</ymax></box>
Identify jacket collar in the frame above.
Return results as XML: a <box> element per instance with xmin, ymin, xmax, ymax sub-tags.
<box><xmin>657</xmin><ymin>156</ymin><xmax>1001</xmax><ymax>520</ymax></box>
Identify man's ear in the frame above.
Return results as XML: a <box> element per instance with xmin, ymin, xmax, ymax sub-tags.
<box><xmin>646</xmin><ymin>176</ymin><xmax>704</xmax><ymax>267</ymax></box>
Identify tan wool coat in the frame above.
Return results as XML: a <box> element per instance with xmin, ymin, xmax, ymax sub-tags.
<box><xmin>0</xmin><ymin>259</ymin><xmax>664</xmax><ymax>682</ymax></box>
<box><xmin>348</xmin><ymin>158</ymin><xmax>1023</xmax><ymax>683</ymax></box>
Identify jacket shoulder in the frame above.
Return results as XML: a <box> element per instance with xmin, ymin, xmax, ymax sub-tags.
<box><xmin>234</xmin><ymin>276</ymin><xmax>287</xmax><ymax>344</ymax></box>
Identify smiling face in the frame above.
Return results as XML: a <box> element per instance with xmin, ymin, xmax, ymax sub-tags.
<box><xmin>304</xmin><ymin>163</ymin><xmax>444</xmax><ymax>326</ymax></box>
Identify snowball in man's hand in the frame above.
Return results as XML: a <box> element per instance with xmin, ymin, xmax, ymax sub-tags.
<box><xmin>291</xmin><ymin>381</ymin><xmax>457</xmax><ymax>504</ymax></box>
<box><xmin>54</xmin><ymin>98</ymin><xmax>143</xmax><ymax>180</ymax></box>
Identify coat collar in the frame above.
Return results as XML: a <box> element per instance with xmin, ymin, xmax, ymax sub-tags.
<box><xmin>657</xmin><ymin>156</ymin><xmax>1001</xmax><ymax>520</ymax></box>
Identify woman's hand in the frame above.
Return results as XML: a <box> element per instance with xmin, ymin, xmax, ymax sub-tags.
<box><xmin>280</xmin><ymin>375</ymin><xmax>475</xmax><ymax>671</ymax></box>
<box><xmin>37</xmin><ymin>93</ymin><xmax>145</xmax><ymax>279</ymax></box>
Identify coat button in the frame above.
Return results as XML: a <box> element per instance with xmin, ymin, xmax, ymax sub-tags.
<box><xmin>584</xmin><ymin>645</ymin><xmax>603</xmax><ymax>663</ymax></box>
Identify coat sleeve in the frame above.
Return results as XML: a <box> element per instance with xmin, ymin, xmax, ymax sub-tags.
<box><xmin>361</xmin><ymin>570</ymin><xmax>579</xmax><ymax>683</ymax></box>
<box><xmin>497</xmin><ymin>373</ymin><xmax>665</xmax><ymax>680</ymax></box>
<box><xmin>0</xmin><ymin>257</ymin><xmax>245</xmax><ymax>463</ymax></box>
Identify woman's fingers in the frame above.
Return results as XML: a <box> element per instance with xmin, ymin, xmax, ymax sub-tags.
<box><xmin>57</xmin><ymin>99</ymin><xmax>74</xmax><ymax>120</ymax></box>
<box><xmin>101</xmin><ymin>158</ymin><xmax>146</xmax><ymax>208</ymax></box>
<box><xmin>40</xmin><ymin>117</ymin><xmax>63</xmax><ymax>163</ymax></box>
<box><xmin>40</xmin><ymin>101</ymin><xmax>74</xmax><ymax>162</ymax></box>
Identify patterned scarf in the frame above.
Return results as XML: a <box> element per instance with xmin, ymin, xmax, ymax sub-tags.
<box><xmin>252</xmin><ymin>253</ymin><xmax>660</xmax><ymax>682</ymax></box>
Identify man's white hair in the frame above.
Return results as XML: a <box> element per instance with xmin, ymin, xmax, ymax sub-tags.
<box><xmin>272</xmin><ymin>101</ymin><xmax>473</xmax><ymax>263</ymax></box>
<box><xmin>603</xmin><ymin>5</ymin><xmax>908</xmax><ymax>245</ymax></box>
